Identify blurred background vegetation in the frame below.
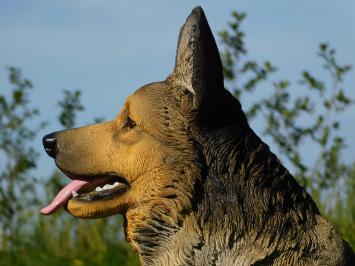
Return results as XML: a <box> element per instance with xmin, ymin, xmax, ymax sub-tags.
<box><xmin>0</xmin><ymin>9</ymin><xmax>354</xmax><ymax>266</ymax></box>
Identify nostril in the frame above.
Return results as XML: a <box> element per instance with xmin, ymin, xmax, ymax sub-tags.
<box><xmin>42</xmin><ymin>133</ymin><xmax>57</xmax><ymax>158</ymax></box>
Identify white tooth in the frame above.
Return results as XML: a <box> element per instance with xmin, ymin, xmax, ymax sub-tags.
<box><xmin>113</xmin><ymin>182</ymin><xmax>120</xmax><ymax>187</ymax></box>
<box><xmin>72</xmin><ymin>191</ymin><xmax>79</xmax><ymax>198</ymax></box>
<box><xmin>103</xmin><ymin>184</ymin><xmax>112</xmax><ymax>190</ymax></box>
<box><xmin>95</xmin><ymin>187</ymin><xmax>102</xmax><ymax>192</ymax></box>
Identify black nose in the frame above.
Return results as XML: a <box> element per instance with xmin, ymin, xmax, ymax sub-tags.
<box><xmin>42</xmin><ymin>133</ymin><xmax>57</xmax><ymax>158</ymax></box>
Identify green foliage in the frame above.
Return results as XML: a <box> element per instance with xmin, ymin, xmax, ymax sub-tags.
<box><xmin>2</xmin><ymin>214</ymin><xmax>139</xmax><ymax>266</ymax></box>
<box><xmin>320</xmin><ymin>163</ymin><xmax>355</xmax><ymax>246</ymax></box>
<box><xmin>58</xmin><ymin>90</ymin><xmax>84</xmax><ymax>128</ymax></box>
<box><xmin>219</xmin><ymin>11</ymin><xmax>276</xmax><ymax>117</ymax></box>
<box><xmin>258</xmin><ymin>46</ymin><xmax>353</xmax><ymax>190</ymax></box>
<box><xmin>220</xmin><ymin>11</ymin><xmax>354</xmax><ymax>248</ymax></box>
<box><xmin>58</xmin><ymin>90</ymin><xmax>84</xmax><ymax>129</ymax></box>
<box><xmin>0</xmin><ymin>67</ymin><xmax>45</xmax><ymax>250</ymax></box>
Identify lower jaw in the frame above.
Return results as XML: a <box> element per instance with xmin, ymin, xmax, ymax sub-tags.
<box><xmin>65</xmin><ymin>187</ymin><xmax>129</xmax><ymax>218</ymax></box>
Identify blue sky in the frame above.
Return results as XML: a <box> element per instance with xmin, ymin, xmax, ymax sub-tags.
<box><xmin>1</xmin><ymin>0</ymin><xmax>354</xmax><ymax>178</ymax></box>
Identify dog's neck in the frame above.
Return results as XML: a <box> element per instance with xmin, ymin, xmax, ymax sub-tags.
<box><xmin>123</xmin><ymin>163</ymin><xmax>203</xmax><ymax>265</ymax></box>
<box><xmin>124</xmin><ymin>126</ymin><xmax>322</xmax><ymax>265</ymax></box>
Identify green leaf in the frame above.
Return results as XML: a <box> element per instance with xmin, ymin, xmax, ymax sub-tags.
<box><xmin>336</xmin><ymin>90</ymin><xmax>352</xmax><ymax>105</ymax></box>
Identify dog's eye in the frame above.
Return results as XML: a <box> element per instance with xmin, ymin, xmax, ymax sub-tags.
<box><xmin>125</xmin><ymin>117</ymin><xmax>136</xmax><ymax>129</ymax></box>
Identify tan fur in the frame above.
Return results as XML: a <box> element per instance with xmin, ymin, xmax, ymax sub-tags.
<box><xmin>59</xmin><ymin>82</ymin><xmax>197</xmax><ymax>220</ymax></box>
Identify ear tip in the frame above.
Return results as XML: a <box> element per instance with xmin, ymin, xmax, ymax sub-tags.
<box><xmin>189</xmin><ymin>6</ymin><xmax>206</xmax><ymax>21</ymax></box>
<box><xmin>191</xmin><ymin>6</ymin><xmax>204</xmax><ymax>15</ymax></box>
<box><xmin>178</xmin><ymin>6</ymin><xmax>207</xmax><ymax>41</ymax></box>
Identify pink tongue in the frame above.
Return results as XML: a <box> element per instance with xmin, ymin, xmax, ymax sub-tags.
<box><xmin>41</xmin><ymin>180</ymin><xmax>88</xmax><ymax>215</ymax></box>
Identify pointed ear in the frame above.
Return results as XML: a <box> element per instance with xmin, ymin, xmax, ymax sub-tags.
<box><xmin>168</xmin><ymin>7</ymin><xmax>224</xmax><ymax>106</ymax></box>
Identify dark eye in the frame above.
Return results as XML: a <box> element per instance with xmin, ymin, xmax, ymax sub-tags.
<box><xmin>125</xmin><ymin>117</ymin><xmax>136</xmax><ymax>129</ymax></box>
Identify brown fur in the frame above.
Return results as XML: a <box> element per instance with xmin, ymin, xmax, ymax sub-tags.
<box><xmin>45</xmin><ymin>7</ymin><xmax>354</xmax><ymax>265</ymax></box>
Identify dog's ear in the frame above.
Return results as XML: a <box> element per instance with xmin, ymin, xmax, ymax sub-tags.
<box><xmin>168</xmin><ymin>6</ymin><xmax>224</xmax><ymax>107</ymax></box>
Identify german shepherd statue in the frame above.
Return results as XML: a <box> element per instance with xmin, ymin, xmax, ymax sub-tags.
<box><xmin>41</xmin><ymin>6</ymin><xmax>354</xmax><ymax>266</ymax></box>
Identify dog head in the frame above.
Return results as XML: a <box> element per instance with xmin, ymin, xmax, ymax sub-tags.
<box><xmin>41</xmin><ymin>7</ymin><xmax>247</xmax><ymax>224</ymax></box>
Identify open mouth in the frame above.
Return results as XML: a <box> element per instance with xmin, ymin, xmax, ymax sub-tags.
<box><xmin>41</xmin><ymin>171</ymin><xmax>130</xmax><ymax>215</ymax></box>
